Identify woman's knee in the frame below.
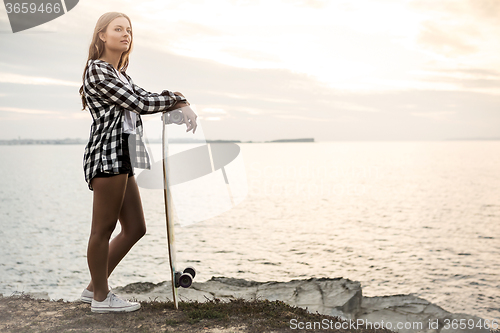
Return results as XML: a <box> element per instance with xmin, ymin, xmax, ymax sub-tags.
<box><xmin>90</xmin><ymin>221</ymin><xmax>117</xmax><ymax>240</ymax></box>
<box><xmin>138</xmin><ymin>223</ymin><xmax>146</xmax><ymax>238</ymax></box>
<box><xmin>129</xmin><ymin>222</ymin><xmax>146</xmax><ymax>242</ymax></box>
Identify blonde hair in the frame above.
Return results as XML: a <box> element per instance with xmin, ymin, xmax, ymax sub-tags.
<box><xmin>79</xmin><ymin>12</ymin><xmax>134</xmax><ymax>111</ymax></box>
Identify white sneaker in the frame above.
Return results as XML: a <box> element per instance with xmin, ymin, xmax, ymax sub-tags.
<box><xmin>80</xmin><ymin>286</ymin><xmax>113</xmax><ymax>304</ymax></box>
<box><xmin>91</xmin><ymin>291</ymin><xmax>141</xmax><ymax>313</ymax></box>
<box><xmin>80</xmin><ymin>288</ymin><xmax>93</xmax><ymax>303</ymax></box>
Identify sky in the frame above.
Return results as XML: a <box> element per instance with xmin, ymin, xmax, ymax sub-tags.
<box><xmin>0</xmin><ymin>0</ymin><xmax>499</xmax><ymax>141</ymax></box>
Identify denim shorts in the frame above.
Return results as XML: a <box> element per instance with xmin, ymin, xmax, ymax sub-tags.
<box><xmin>94</xmin><ymin>133</ymin><xmax>135</xmax><ymax>178</ymax></box>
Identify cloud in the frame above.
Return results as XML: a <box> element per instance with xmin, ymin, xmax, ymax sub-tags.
<box><xmin>411</xmin><ymin>0</ymin><xmax>500</xmax><ymax>59</ymax></box>
<box><xmin>465</xmin><ymin>0</ymin><xmax>500</xmax><ymax>23</ymax></box>
<box><xmin>290</xmin><ymin>0</ymin><xmax>328</xmax><ymax>9</ymax></box>
<box><xmin>220</xmin><ymin>47</ymin><xmax>282</xmax><ymax>63</ymax></box>
<box><xmin>0</xmin><ymin>106</ymin><xmax>60</xmax><ymax>114</ymax></box>
<box><xmin>317</xmin><ymin>101</ymin><xmax>380</xmax><ymax>113</ymax></box>
<box><xmin>410</xmin><ymin>111</ymin><xmax>455</xmax><ymax>121</ymax></box>
<box><xmin>410</xmin><ymin>0</ymin><xmax>464</xmax><ymax>15</ymax></box>
<box><xmin>425</xmin><ymin>76</ymin><xmax>500</xmax><ymax>90</ymax></box>
<box><xmin>417</xmin><ymin>21</ymin><xmax>478</xmax><ymax>57</ymax></box>
<box><xmin>0</xmin><ymin>73</ymin><xmax>80</xmax><ymax>87</ymax></box>
<box><xmin>434</xmin><ymin>68</ymin><xmax>500</xmax><ymax>78</ymax></box>
<box><xmin>274</xmin><ymin>114</ymin><xmax>336</xmax><ymax>122</ymax></box>
<box><xmin>201</xmin><ymin>107</ymin><xmax>227</xmax><ymax>114</ymax></box>
<box><xmin>412</xmin><ymin>67</ymin><xmax>500</xmax><ymax>94</ymax></box>
<box><xmin>199</xmin><ymin>90</ymin><xmax>298</xmax><ymax>105</ymax></box>
<box><xmin>168</xmin><ymin>21</ymin><xmax>223</xmax><ymax>40</ymax></box>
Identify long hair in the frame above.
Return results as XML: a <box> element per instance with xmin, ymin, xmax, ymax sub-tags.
<box><xmin>79</xmin><ymin>12</ymin><xmax>134</xmax><ymax>111</ymax></box>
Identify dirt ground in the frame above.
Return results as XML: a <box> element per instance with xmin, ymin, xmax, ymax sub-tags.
<box><xmin>0</xmin><ymin>294</ymin><xmax>367</xmax><ymax>333</ymax></box>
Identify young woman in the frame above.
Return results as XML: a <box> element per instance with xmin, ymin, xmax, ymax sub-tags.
<box><xmin>78</xmin><ymin>12</ymin><xmax>197</xmax><ymax>313</ymax></box>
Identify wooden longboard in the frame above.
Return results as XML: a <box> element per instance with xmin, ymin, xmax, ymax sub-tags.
<box><xmin>162</xmin><ymin>112</ymin><xmax>178</xmax><ymax>309</ymax></box>
<box><xmin>161</xmin><ymin>112</ymin><xmax>196</xmax><ymax>310</ymax></box>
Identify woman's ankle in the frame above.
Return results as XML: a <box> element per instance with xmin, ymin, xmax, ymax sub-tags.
<box><xmin>93</xmin><ymin>289</ymin><xmax>110</xmax><ymax>302</ymax></box>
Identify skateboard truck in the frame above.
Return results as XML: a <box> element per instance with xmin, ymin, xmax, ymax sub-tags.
<box><xmin>174</xmin><ymin>266</ymin><xmax>197</xmax><ymax>288</ymax></box>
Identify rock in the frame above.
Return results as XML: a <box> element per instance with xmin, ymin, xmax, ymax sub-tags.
<box><xmin>114</xmin><ymin>276</ymin><xmax>361</xmax><ymax>321</ymax></box>
<box><xmin>207</xmin><ymin>277</ymin><xmax>263</xmax><ymax>288</ymax></box>
<box><xmin>113</xmin><ymin>277</ymin><xmax>489</xmax><ymax>333</ymax></box>
<box><xmin>117</xmin><ymin>281</ymin><xmax>165</xmax><ymax>294</ymax></box>
<box><xmin>24</xmin><ymin>292</ymin><xmax>50</xmax><ymax>300</ymax></box>
<box><xmin>255</xmin><ymin>277</ymin><xmax>361</xmax><ymax>320</ymax></box>
<box><xmin>191</xmin><ymin>277</ymin><xmax>260</xmax><ymax>300</ymax></box>
<box><xmin>317</xmin><ymin>277</ymin><xmax>363</xmax><ymax>320</ymax></box>
<box><xmin>358</xmin><ymin>294</ymin><xmax>489</xmax><ymax>333</ymax></box>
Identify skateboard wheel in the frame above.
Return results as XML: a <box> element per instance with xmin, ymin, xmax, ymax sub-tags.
<box><xmin>183</xmin><ymin>266</ymin><xmax>196</xmax><ymax>279</ymax></box>
<box><xmin>179</xmin><ymin>272</ymin><xmax>193</xmax><ymax>288</ymax></box>
<box><xmin>174</xmin><ymin>271</ymin><xmax>182</xmax><ymax>288</ymax></box>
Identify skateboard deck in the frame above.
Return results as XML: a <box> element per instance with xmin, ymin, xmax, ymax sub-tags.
<box><xmin>161</xmin><ymin>112</ymin><xmax>196</xmax><ymax>310</ymax></box>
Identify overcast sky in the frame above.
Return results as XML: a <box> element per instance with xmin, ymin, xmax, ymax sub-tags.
<box><xmin>0</xmin><ymin>0</ymin><xmax>499</xmax><ymax>142</ymax></box>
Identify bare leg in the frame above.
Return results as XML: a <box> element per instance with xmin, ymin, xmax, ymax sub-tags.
<box><xmin>86</xmin><ymin>176</ymin><xmax>146</xmax><ymax>294</ymax></box>
<box><xmin>87</xmin><ymin>174</ymin><xmax>128</xmax><ymax>301</ymax></box>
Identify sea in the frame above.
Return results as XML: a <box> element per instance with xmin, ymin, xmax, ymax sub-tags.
<box><xmin>0</xmin><ymin>141</ymin><xmax>499</xmax><ymax>321</ymax></box>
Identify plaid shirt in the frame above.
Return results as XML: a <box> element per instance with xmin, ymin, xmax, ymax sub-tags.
<box><xmin>82</xmin><ymin>59</ymin><xmax>186</xmax><ymax>191</ymax></box>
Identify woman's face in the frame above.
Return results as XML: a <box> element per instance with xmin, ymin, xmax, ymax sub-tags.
<box><xmin>99</xmin><ymin>16</ymin><xmax>131</xmax><ymax>53</ymax></box>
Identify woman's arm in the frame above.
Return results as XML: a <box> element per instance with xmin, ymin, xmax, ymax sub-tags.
<box><xmin>165</xmin><ymin>92</ymin><xmax>190</xmax><ymax>111</ymax></box>
<box><xmin>131</xmin><ymin>82</ymin><xmax>190</xmax><ymax>110</ymax></box>
<box><xmin>85</xmin><ymin>62</ymin><xmax>187</xmax><ymax>115</ymax></box>
<box><xmin>133</xmin><ymin>83</ymin><xmax>190</xmax><ymax>110</ymax></box>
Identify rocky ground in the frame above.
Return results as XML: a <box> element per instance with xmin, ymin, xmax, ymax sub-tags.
<box><xmin>2</xmin><ymin>276</ymin><xmax>498</xmax><ymax>333</ymax></box>
<box><xmin>0</xmin><ymin>294</ymin><xmax>393</xmax><ymax>333</ymax></box>
<box><xmin>112</xmin><ymin>277</ymin><xmax>496</xmax><ymax>333</ymax></box>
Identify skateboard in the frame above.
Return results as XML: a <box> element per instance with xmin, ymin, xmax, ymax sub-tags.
<box><xmin>161</xmin><ymin>110</ymin><xmax>196</xmax><ymax>309</ymax></box>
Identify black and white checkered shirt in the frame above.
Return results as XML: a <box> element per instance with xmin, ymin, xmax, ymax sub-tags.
<box><xmin>82</xmin><ymin>59</ymin><xmax>186</xmax><ymax>191</ymax></box>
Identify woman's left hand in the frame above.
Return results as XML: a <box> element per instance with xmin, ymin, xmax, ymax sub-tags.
<box><xmin>180</xmin><ymin>105</ymin><xmax>198</xmax><ymax>134</ymax></box>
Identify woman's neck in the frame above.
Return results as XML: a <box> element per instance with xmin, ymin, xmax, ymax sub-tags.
<box><xmin>98</xmin><ymin>52</ymin><xmax>122</xmax><ymax>70</ymax></box>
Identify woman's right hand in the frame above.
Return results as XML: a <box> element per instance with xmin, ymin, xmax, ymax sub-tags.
<box><xmin>166</xmin><ymin>92</ymin><xmax>189</xmax><ymax>111</ymax></box>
